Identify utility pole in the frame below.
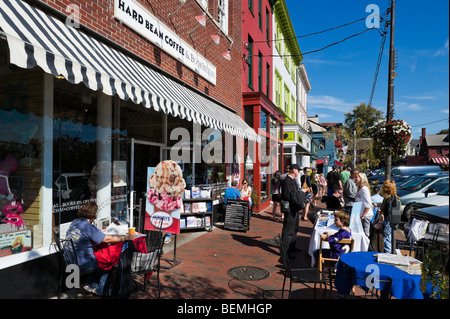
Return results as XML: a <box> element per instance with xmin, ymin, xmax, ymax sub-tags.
<box><xmin>386</xmin><ymin>0</ymin><xmax>398</xmax><ymax>254</ymax></box>
<box><xmin>385</xmin><ymin>0</ymin><xmax>395</xmax><ymax>181</ymax></box>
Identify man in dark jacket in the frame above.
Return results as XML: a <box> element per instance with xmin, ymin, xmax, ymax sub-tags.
<box><xmin>280</xmin><ymin>164</ymin><xmax>303</xmax><ymax>258</ymax></box>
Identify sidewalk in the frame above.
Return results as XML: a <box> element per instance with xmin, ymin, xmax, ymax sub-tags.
<box><xmin>131</xmin><ymin>201</ymin><xmax>332</xmax><ymax>299</ymax></box>
<box><xmin>71</xmin><ymin>200</ymin><xmax>407</xmax><ymax>300</ymax></box>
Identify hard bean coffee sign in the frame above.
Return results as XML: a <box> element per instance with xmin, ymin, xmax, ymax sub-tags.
<box><xmin>114</xmin><ymin>0</ymin><xmax>217</xmax><ymax>85</ymax></box>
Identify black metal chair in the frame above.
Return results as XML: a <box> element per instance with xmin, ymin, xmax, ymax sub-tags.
<box><xmin>130</xmin><ymin>224</ymin><xmax>165</xmax><ymax>298</ymax></box>
<box><xmin>53</xmin><ymin>232</ymin><xmax>80</xmax><ymax>299</ymax></box>
<box><xmin>274</xmin><ymin>234</ymin><xmax>327</xmax><ymax>299</ymax></box>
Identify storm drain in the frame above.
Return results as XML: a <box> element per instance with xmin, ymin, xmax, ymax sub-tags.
<box><xmin>227</xmin><ymin>266</ymin><xmax>270</xmax><ymax>281</ymax></box>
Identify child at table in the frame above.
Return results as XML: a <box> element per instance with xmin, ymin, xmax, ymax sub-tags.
<box><xmin>314</xmin><ymin>210</ymin><xmax>352</xmax><ymax>263</ymax></box>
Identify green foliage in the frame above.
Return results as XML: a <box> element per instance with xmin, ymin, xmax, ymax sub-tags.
<box><xmin>344</xmin><ymin>103</ymin><xmax>384</xmax><ymax>138</ymax></box>
<box><xmin>420</xmin><ymin>246</ymin><xmax>449</xmax><ymax>299</ymax></box>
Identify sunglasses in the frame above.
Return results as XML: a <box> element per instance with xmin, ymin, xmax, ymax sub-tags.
<box><xmin>3</xmin><ymin>217</ymin><xmax>21</xmax><ymax>222</ymax></box>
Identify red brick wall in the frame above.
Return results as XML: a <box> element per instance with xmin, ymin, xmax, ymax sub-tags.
<box><xmin>36</xmin><ymin>0</ymin><xmax>243</xmax><ymax>115</ymax></box>
<box><xmin>242</xmin><ymin>0</ymin><xmax>273</xmax><ymax>100</ymax></box>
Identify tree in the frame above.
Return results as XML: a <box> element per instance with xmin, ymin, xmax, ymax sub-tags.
<box><xmin>344</xmin><ymin>103</ymin><xmax>384</xmax><ymax>138</ymax></box>
<box><xmin>342</xmin><ymin>103</ymin><xmax>384</xmax><ymax>169</ymax></box>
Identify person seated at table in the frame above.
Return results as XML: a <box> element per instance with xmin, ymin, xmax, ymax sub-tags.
<box><xmin>224</xmin><ymin>180</ymin><xmax>241</xmax><ymax>204</ymax></box>
<box><xmin>313</xmin><ymin>210</ymin><xmax>352</xmax><ymax>264</ymax></box>
<box><xmin>65</xmin><ymin>201</ymin><xmax>136</xmax><ymax>295</ymax></box>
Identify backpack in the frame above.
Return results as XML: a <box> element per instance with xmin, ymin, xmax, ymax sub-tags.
<box><xmin>104</xmin><ymin>241</ymin><xmax>136</xmax><ymax>299</ymax></box>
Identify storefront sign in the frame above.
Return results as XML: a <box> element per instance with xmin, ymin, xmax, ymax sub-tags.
<box><xmin>114</xmin><ymin>0</ymin><xmax>217</xmax><ymax>85</ymax></box>
<box><xmin>283</xmin><ymin>131</ymin><xmax>295</xmax><ymax>141</ymax></box>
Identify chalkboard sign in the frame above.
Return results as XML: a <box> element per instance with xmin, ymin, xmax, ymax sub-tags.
<box><xmin>224</xmin><ymin>200</ymin><xmax>249</xmax><ymax>232</ymax></box>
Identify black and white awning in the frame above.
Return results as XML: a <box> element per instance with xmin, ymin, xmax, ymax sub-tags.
<box><xmin>0</xmin><ymin>0</ymin><xmax>260</xmax><ymax>142</ymax></box>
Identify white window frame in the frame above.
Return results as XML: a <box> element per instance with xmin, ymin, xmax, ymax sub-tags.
<box><xmin>218</xmin><ymin>0</ymin><xmax>229</xmax><ymax>35</ymax></box>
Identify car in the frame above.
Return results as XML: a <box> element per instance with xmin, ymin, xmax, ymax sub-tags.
<box><xmin>54</xmin><ymin>173</ymin><xmax>89</xmax><ymax>200</ymax></box>
<box><xmin>368</xmin><ymin>165</ymin><xmax>443</xmax><ymax>185</ymax></box>
<box><xmin>398</xmin><ymin>174</ymin><xmax>449</xmax><ymax>220</ymax></box>
<box><xmin>403</xmin><ymin>205</ymin><xmax>449</xmax><ymax>245</ymax></box>
<box><xmin>396</xmin><ymin>172</ymin><xmax>448</xmax><ymax>188</ymax></box>
<box><xmin>403</xmin><ymin>187</ymin><xmax>450</xmax><ymax>221</ymax></box>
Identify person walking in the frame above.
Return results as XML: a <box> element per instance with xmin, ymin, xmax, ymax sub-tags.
<box><xmin>318</xmin><ymin>173</ymin><xmax>326</xmax><ymax>198</ymax></box>
<box><xmin>310</xmin><ymin>168</ymin><xmax>319</xmax><ymax>207</ymax></box>
<box><xmin>271</xmin><ymin>171</ymin><xmax>282</xmax><ymax>221</ymax></box>
<box><xmin>300</xmin><ymin>167</ymin><xmax>312</xmax><ymax>221</ymax></box>
<box><xmin>340</xmin><ymin>166</ymin><xmax>351</xmax><ymax>186</ymax></box>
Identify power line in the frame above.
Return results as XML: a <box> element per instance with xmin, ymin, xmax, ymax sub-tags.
<box><xmin>368</xmin><ymin>11</ymin><xmax>390</xmax><ymax>107</ymax></box>
<box><xmin>410</xmin><ymin>118</ymin><xmax>449</xmax><ymax>127</ymax></box>
<box><xmin>252</xmin><ymin>16</ymin><xmax>368</xmax><ymax>44</ymax></box>
<box><xmin>248</xmin><ymin>27</ymin><xmax>378</xmax><ymax>58</ymax></box>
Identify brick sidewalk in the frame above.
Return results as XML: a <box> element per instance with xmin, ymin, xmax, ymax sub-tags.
<box><xmin>131</xmin><ymin>202</ymin><xmax>326</xmax><ymax>299</ymax></box>
<box><xmin>70</xmin><ymin>200</ymin><xmax>407</xmax><ymax>300</ymax></box>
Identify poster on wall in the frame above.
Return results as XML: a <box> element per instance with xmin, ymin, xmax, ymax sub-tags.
<box><xmin>144</xmin><ymin>160</ymin><xmax>186</xmax><ymax>234</ymax></box>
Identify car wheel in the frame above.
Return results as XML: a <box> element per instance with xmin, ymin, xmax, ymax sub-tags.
<box><xmin>403</xmin><ymin>204</ymin><xmax>413</xmax><ymax>221</ymax></box>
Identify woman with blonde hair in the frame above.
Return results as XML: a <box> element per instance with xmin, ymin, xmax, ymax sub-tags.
<box><xmin>354</xmin><ymin>172</ymin><xmax>373</xmax><ymax>237</ymax></box>
<box><xmin>373</xmin><ymin>180</ymin><xmax>400</xmax><ymax>253</ymax></box>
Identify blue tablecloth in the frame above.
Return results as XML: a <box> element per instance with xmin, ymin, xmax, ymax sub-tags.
<box><xmin>336</xmin><ymin>251</ymin><xmax>431</xmax><ymax>299</ymax></box>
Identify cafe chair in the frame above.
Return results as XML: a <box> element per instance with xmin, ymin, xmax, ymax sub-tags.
<box><xmin>274</xmin><ymin>234</ymin><xmax>327</xmax><ymax>299</ymax></box>
<box><xmin>331</xmin><ymin>268</ymin><xmax>392</xmax><ymax>299</ymax></box>
<box><xmin>131</xmin><ymin>225</ymin><xmax>165</xmax><ymax>299</ymax></box>
<box><xmin>317</xmin><ymin>237</ymin><xmax>354</xmax><ymax>272</ymax></box>
<box><xmin>103</xmin><ymin>240</ymin><xmax>136</xmax><ymax>299</ymax></box>
<box><xmin>52</xmin><ymin>232</ymin><xmax>81</xmax><ymax>299</ymax></box>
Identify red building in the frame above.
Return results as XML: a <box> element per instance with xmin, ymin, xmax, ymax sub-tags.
<box><xmin>408</xmin><ymin>128</ymin><xmax>449</xmax><ymax>167</ymax></box>
<box><xmin>241</xmin><ymin>0</ymin><xmax>284</xmax><ymax>212</ymax></box>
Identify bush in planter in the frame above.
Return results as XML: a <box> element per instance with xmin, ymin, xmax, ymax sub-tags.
<box><xmin>420</xmin><ymin>245</ymin><xmax>449</xmax><ymax>299</ymax></box>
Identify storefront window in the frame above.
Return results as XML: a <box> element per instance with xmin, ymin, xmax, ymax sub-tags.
<box><xmin>1</xmin><ymin>45</ymin><xmax>44</xmax><ymax>257</ymax></box>
<box><xmin>53</xmin><ymin>79</ymin><xmax>129</xmax><ymax>234</ymax></box>
<box><xmin>270</xmin><ymin>116</ymin><xmax>277</xmax><ymax>137</ymax></box>
<box><xmin>260</xmin><ymin>109</ymin><xmax>267</xmax><ymax>133</ymax></box>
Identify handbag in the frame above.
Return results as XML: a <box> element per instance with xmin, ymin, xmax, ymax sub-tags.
<box><xmin>280</xmin><ymin>200</ymin><xmax>290</xmax><ymax>213</ymax></box>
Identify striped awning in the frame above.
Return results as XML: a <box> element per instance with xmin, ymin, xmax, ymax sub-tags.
<box><xmin>0</xmin><ymin>0</ymin><xmax>260</xmax><ymax>143</ymax></box>
<box><xmin>431</xmin><ymin>156</ymin><xmax>449</xmax><ymax>165</ymax></box>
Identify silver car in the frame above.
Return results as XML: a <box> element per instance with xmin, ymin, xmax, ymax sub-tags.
<box><xmin>398</xmin><ymin>174</ymin><xmax>449</xmax><ymax>220</ymax></box>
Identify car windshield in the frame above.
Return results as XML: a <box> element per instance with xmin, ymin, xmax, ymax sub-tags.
<box><xmin>399</xmin><ymin>177</ymin><xmax>436</xmax><ymax>191</ymax></box>
<box><xmin>438</xmin><ymin>187</ymin><xmax>449</xmax><ymax>196</ymax></box>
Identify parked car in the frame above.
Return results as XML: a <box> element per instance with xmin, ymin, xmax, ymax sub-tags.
<box><xmin>403</xmin><ymin>205</ymin><xmax>449</xmax><ymax>246</ymax></box>
<box><xmin>369</xmin><ymin>165</ymin><xmax>443</xmax><ymax>185</ymax></box>
<box><xmin>404</xmin><ymin>187</ymin><xmax>450</xmax><ymax>220</ymax></box>
<box><xmin>395</xmin><ymin>172</ymin><xmax>448</xmax><ymax>187</ymax></box>
<box><xmin>54</xmin><ymin>173</ymin><xmax>89</xmax><ymax>200</ymax></box>
<box><xmin>398</xmin><ymin>174</ymin><xmax>449</xmax><ymax>220</ymax></box>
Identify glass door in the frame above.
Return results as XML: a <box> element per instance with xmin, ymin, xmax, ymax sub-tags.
<box><xmin>129</xmin><ymin>139</ymin><xmax>162</xmax><ymax>229</ymax></box>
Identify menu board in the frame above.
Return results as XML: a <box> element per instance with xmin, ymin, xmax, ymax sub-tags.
<box><xmin>224</xmin><ymin>200</ymin><xmax>249</xmax><ymax>232</ymax></box>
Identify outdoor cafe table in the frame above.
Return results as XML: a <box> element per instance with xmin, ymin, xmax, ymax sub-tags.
<box><xmin>336</xmin><ymin>251</ymin><xmax>432</xmax><ymax>299</ymax></box>
<box><xmin>94</xmin><ymin>235</ymin><xmax>147</xmax><ymax>271</ymax></box>
<box><xmin>308</xmin><ymin>210</ymin><xmax>370</xmax><ymax>267</ymax></box>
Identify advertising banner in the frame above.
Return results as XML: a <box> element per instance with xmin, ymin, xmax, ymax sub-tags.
<box><xmin>144</xmin><ymin>161</ymin><xmax>186</xmax><ymax>234</ymax></box>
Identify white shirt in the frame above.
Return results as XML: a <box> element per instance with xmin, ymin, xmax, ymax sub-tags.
<box><xmin>355</xmin><ymin>186</ymin><xmax>373</xmax><ymax>218</ymax></box>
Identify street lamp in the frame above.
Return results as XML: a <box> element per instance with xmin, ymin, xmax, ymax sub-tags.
<box><xmin>353</xmin><ymin>130</ymin><xmax>371</xmax><ymax>168</ymax></box>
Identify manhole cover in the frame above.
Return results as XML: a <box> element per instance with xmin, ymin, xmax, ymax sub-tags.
<box><xmin>227</xmin><ymin>266</ymin><xmax>270</xmax><ymax>281</ymax></box>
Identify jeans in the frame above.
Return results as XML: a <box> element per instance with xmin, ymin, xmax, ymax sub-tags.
<box><xmin>382</xmin><ymin>221</ymin><xmax>392</xmax><ymax>253</ymax></box>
